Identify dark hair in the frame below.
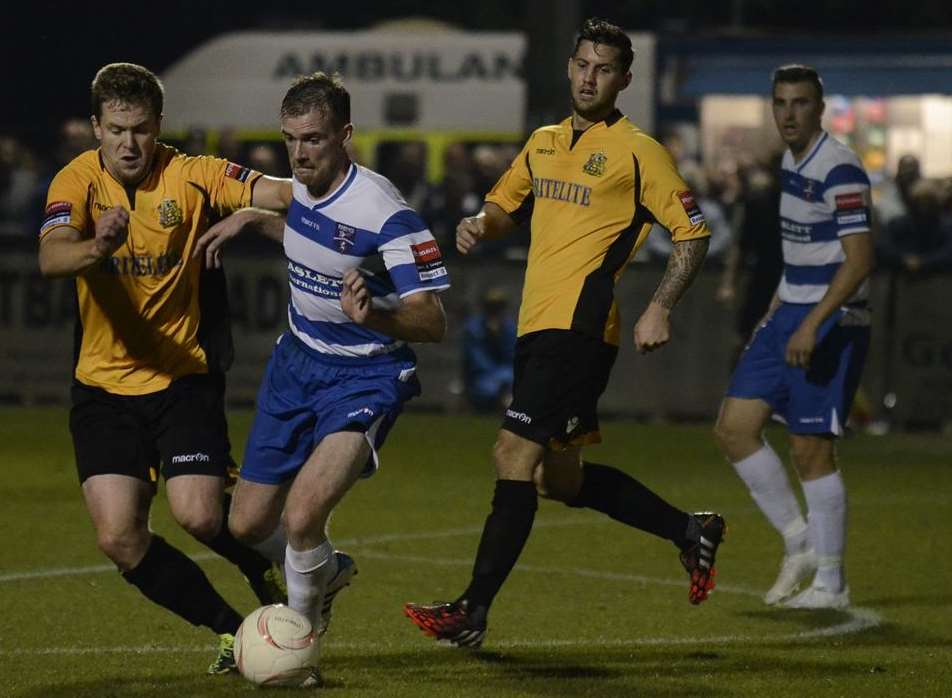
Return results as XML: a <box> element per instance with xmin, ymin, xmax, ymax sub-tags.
<box><xmin>281</xmin><ymin>72</ymin><xmax>351</xmax><ymax>129</ymax></box>
<box><xmin>90</xmin><ymin>63</ymin><xmax>164</xmax><ymax>119</ymax></box>
<box><xmin>574</xmin><ymin>17</ymin><xmax>634</xmax><ymax>72</ymax></box>
<box><xmin>772</xmin><ymin>64</ymin><xmax>824</xmax><ymax>100</ymax></box>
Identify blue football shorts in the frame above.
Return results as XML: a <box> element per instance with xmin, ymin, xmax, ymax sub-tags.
<box><xmin>240</xmin><ymin>333</ymin><xmax>421</xmax><ymax>485</ymax></box>
<box><xmin>726</xmin><ymin>302</ymin><xmax>870</xmax><ymax>436</ymax></box>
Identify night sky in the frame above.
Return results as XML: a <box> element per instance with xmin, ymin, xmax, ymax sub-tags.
<box><xmin>6</xmin><ymin>1</ymin><xmax>951</xmax><ymax>147</ymax></box>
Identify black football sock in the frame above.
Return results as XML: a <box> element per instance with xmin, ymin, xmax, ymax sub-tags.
<box><xmin>201</xmin><ymin>492</ymin><xmax>271</xmax><ymax>581</ymax></box>
<box><xmin>568</xmin><ymin>462</ymin><xmax>691</xmax><ymax>548</ymax></box>
<box><xmin>122</xmin><ymin>534</ymin><xmax>242</xmax><ymax>635</ymax></box>
<box><xmin>460</xmin><ymin>479</ymin><xmax>538</xmax><ymax>619</ymax></box>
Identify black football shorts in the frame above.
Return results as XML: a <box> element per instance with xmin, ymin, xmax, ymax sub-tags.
<box><xmin>70</xmin><ymin>373</ymin><xmax>234</xmax><ymax>485</ymax></box>
<box><xmin>501</xmin><ymin>329</ymin><xmax>617</xmax><ymax>449</ymax></box>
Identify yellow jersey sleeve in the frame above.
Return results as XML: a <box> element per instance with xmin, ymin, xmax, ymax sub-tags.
<box><xmin>636</xmin><ymin>138</ymin><xmax>710</xmax><ymax>243</ymax></box>
<box><xmin>485</xmin><ymin>138</ymin><xmax>534</xmax><ymax>222</ymax></box>
<box><xmin>186</xmin><ymin>155</ymin><xmax>262</xmax><ymax>217</ymax></box>
<box><xmin>40</xmin><ymin>164</ymin><xmax>92</xmax><ymax>239</ymax></box>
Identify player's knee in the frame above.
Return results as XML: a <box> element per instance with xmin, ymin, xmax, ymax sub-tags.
<box><xmin>492</xmin><ymin>434</ymin><xmax>536</xmax><ymax>480</ymax></box>
<box><xmin>532</xmin><ymin>463</ymin><xmax>553</xmax><ymax>499</ymax></box>
<box><xmin>96</xmin><ymin>530</ymin><xmax>148</xmax><ymax>570</ymax></box>
<box><xmin>283</xmin><ymin>505</ymin><xmax>324</xmax><ymax>542</ymax></box>
<box><xmin>228</xmin><ymin>513</ymin><xmax>265</xmax><ymax>545</ymax></box>
<box><xmin>533</xmin><ymin>462</ymin><xmax>579</xmax><ymax>502</ymax></box>
<box><xmin>713</xmin><ymin>418</ymin><xmax>752</xmax><ymax>458</ymax></box>
<box><xmin>712</xmin><ymin>418</ymin><xmax>731</xmax><ymax>446</ymax></box>
<box><xmin>177</xmin><ymin>510</ymin><xmax>222</xmax><ymax>543</ymax></box>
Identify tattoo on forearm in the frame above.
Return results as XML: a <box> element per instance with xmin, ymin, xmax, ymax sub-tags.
<box><xmin>651</xmin><ymin>237</ymin><xmax>709</xmax><ymax>310</ymax></box>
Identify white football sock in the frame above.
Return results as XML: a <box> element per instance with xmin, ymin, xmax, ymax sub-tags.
<box><xmin>285</xmin><ymin>540</ymin><xmax>338</xmax><ymax>628</ymax></box>
<box><xmin>732</xmin><ymin>443</ymin><xmax>809</xmax><ymax>555</ymax></box>
<box><xmin>253</xmin><ymin>525</ymin><xmax>288</xmax><ymax>565</ymax></box>
<box><xmin>801</xmin><ymin>471</ymin><xmax>847</xmax><ymax>592</ymax></box>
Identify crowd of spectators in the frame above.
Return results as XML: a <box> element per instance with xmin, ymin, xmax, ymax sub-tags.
<box><xmin>4</xmin><ymin>120</ymin><xmax>952</xmax><ymax>278</ymax></box>
<box><xmin>4</xmin><ymin>121</ymin><xmax>949</xmax><ymax>425</ymax></box>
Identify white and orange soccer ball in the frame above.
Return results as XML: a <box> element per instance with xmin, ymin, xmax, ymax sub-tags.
<box><xmin>234</xmin><ymin>604</ymin><xmax>319</xmax><ymax>687</ymax></box>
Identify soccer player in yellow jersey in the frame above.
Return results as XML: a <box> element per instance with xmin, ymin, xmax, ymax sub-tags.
<box><xmin>38</xmin><ymin>63</ymin><xmax>294</xmax><ymax>674</ymax></box>
<box><xmin>405</xmin><ymin>18</ymin><xmax>726</xmax><ymax>647</ymax></box>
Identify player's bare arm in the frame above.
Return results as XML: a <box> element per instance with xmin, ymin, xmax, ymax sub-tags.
<box><xmin>193</xmin><ymin>177</ymin><xmax>292</xmax><ymax>268</ymax></box>
<box><xmin>456</xmin><ymin>201</ymin><xmax>517</xmax><ymax>255</ymax></box>
<box><xmin>785</xmin><ymin>231</ymin><xmax>874</xmax><ymax>368</ymax></box>
<box><xmin>194</xmin><ymin>208</ymin><xmax>287</xmax><ymax>269</ymax></box>
<box><xmin>340</xmin><ymin>269</ymin><xmax>446</xmax><ymax>342</ymax></box>
<box><xmin>251</xmin><ymin>176</ymin><xmax>293</xmax><ymax>210</ymax></box>
<box><xmin>38</xmin><ymin>205</ymin><xmax>129</xmax><ymax>278</ymax></box>
<box><xmin>634</xmin><ymin>236</ymin><xmax>709</xmax><ymax>353</ymax></box>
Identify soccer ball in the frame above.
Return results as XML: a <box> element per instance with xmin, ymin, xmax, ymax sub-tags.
<box><xmin>234</xmin><ymin>604</ymin><xmax>319</xmax><ymax>687</ymax></box>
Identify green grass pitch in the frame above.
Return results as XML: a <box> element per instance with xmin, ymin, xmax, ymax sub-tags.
<box><xmin>1</xmin><ymin>407</ymin><xmax>950</xmax><ymax>696</ymax></box>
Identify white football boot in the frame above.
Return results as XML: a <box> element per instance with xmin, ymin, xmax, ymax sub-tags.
<box><xmin>783</xmin><ymin>583</ymin><xmax>850</xmax><ymax>610</ymax></box>
<box><xmin>763</xmin><ymin>549</ymin><xmax>818</xmax><ymax>605</ymax></box>
<box><xmin>318</xmin><ymin>551</ymin><xmax>358</xmax><ymax>636</ymax></box>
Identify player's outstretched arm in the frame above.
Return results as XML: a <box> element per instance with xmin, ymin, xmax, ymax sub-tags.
<box><xmin>456</xmin><ymin>202</ymin><xmax>516</xmax><ymax>255</ymax></box>
<box><xmin>251</xmin><ymin>176</ymin><xmax>293</xmax><ymax>211</ymax></box>
<box><xmin>194</xmin><ymin>208</ymin><xmax>287</xmax><ymax>269</ymax></box>
<box><xmin>634</xmin><ymin>236</ymin><xmax>709</xmax><ymax>353</ymax></box>
<box><xmin>340</xmin><ymin>269</ymin><xmax>446</xmax><ymax>343</ymax></box>
<box><xmin>39</xmin><ymin>206</ymin><xmax>129</xmax><ymax>278</ymax></box>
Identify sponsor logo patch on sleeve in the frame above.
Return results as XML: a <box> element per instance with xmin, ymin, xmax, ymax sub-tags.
<box><xmin>411</xmin><ymin>241</ymin><xmax>447</xmax><ymax>281</ymax></box>
<box><xmin>224</xmin><ymin>162</ymin><xmax>253</xmax><ymax>183</ymax></box>
<box><xmin>40</xmin><ymin>201</ymin><xmax>73</xmax><ymax>233</ymax></box>
<box><xmin>834</xmin><ymin>192</ymin><xmax>865</xmax><ymax>210</ymax></box>
<box><xmin>834</xmin><ymin>191</ymin><xmax>870</xmax><ymax>228</ymax></box>
<box><xmin>677</xmin><ymin>191</ymin><xmax>705</xmax><ymax>226</ymax></box>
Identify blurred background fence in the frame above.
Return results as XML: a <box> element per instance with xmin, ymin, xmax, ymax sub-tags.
<box><xmin>3</xmin><ymin>14</ymin><xmax>952</xmax><ymax>432</ymax></box>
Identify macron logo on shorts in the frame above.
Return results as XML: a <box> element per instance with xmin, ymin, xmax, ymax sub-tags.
<box><xmin>506</xmin><ymin>409</ymin><xmax>532</xmax><ymax>424</ymax></box>
<box><xmin>171</xmin><ymin>452</ymin><xmax>211</xmax><ymax>464</ymax></box>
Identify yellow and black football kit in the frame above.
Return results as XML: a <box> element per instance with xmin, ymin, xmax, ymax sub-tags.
<box><xmin>486</xmin><ymin>109</ymin><xmax>709</xmax><ymax>346</ymax></box>
<box><xmin>42</xmin><ymin>143</ymin><xmax>260</xmax><ymax>394</ymax></box>
<box><xmin>41</xmin><ymin>143</ymin><xmax>261</xmax><ymax>482</ymax></box>
<box><xmin>486</xmin><ymin>110</ymin><xmax>710</xmax><ymax>447</ymax></box>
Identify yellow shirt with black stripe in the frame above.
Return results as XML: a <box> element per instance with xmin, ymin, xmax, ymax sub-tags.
<box><xmin>40</xmin><ymin>143</ymin><xmax>261</xmax><ymax>395</ymax></box>
<box><xmin>485</xmin><ymin>110</ymin><xmax>710</xmax><ymax>346</ymax></box>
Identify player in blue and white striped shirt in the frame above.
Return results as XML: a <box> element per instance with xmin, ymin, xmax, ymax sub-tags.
<box><xmin>714</xmin><ymin>65</ymin><xmax>874</xmax><ymax>611</ymax></box>
<box><xmin>196</xmin><ymin>73</ymin><xmax>448</xmax><ymax>680</ymax></box>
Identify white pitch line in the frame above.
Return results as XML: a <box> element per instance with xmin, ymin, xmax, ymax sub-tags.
<box><xmin>0</xmin><ymin>544</ymin><xmax>882</xmax><ymax>658</ymax></box>
<box><xmin>355</xmin><ymin>549</ymin><xmax>761</xmax><ymax>596</ymax></box>
<box><xmin>0</xmin><ymin>606</ymin><xmax>881</xmax><ymax>657</ymax></box>
<box><xmin>355</xmin><ymin>548</ymin><xmax>882</xmax><ymax>643</ymax></box>
<box><xmin>0</xmin><ymin>554</ymin><xmax>217</xmax><ymax>583</ymax></box>
<box><xmin>0</xmin><ymin>517</ymin><xmax>592</xmax><ymax>584</ymax></box>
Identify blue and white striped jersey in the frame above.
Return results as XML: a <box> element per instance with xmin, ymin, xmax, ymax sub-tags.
<box><xmin>282</xmin><ymin>163</ymin><xmax>450</xmax><ymax>359</ymax></box>
<box><xmin>777</xmin><ymin>131</ymin><xmax>871</xmax><ymax>304</ymax></box>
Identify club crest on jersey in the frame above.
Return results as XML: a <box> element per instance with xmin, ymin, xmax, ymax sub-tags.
<box><xmin>583</xmin><ymin>151</ymin><xmax>607</xmax><ymax>177</ymax></box>
<box><xmin>802</xmin><ymin>179</ymin><xmax>818</xmax><ymax>201</ymax></box>
<box><xmin>157</xmin><ymin>199</ymin><xmax>183</xmax><ymax>228</ymax></box>
<box><xmin>334</xmin><ymin>223</ymin><xmax>356</xmax><ymax>252</ymax></box>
